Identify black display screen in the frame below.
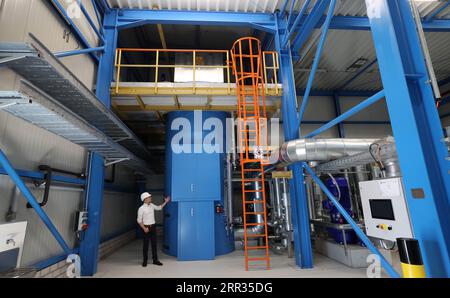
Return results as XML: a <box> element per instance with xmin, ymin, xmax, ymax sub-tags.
<box><xmin>369</xmin><ymin>199</ymin><xmax>395</xmax><ymax>220</ymax></box>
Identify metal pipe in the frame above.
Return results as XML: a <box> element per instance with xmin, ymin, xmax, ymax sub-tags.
<box><xmin>281</xmin><ymin>178</ymin><xmax>292</xmax><ymax>232</ymax></box>
<box><xmin>0</xmin><ymin>149</ymin><xmax>71</xmax><ymax>253</ymax></box>
<box><xmin>305</xmin><ymin>90</ymin><xmax>385</xmax><ymax>138</ymax></box>
<box><xmin>54</xmin><ymin>46</ymin><xmax>105</xmax><ymax>58</ymax></box>
<box><xmin>76</xmin><ymin>0</ymin><xmax>105</xmax><ymax>44</ymax></box>
<box><xmin>226</xmin><ymin>154</ymin><xmax>233</xmax><ymax>225</ymax></box>
<box><xmin>283</xmin><ymin>0</ymin><xmax>313</xmax><ymax>47</ymax></box>
<box><xmin>5</xmin><ymin>186</ymin><xmax>20</xmax><ymax>222</ymax></box>
<box><xmin>273</xmin><ymin>178</ymin><xmax>283</xmax><ymax>220</ymax></box>
<box><xmin>303</xmin><ymin>163</ymin><xmax>400</xmax><ymax>278</ymax></box>
<box><xmin>278</xmin><ymin>138</ymin><xmax>377</xmax><ymax>165</ymax></box>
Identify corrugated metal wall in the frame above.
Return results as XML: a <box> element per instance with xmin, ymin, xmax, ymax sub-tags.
<box><xmin>298</xmin><ymin>95</ymin><xmax>392</xmax><ymax>138</ymax></box>
<box><xmin>0</xmin><ymin>0</ymin><xmax>139</xmax><ymax>266</ymax></box>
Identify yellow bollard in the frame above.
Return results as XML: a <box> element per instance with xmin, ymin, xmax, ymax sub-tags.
<box><xmin>397</xmin><ymin>238</ymin><xmax>426</xmax><ymax>278</ymax></box>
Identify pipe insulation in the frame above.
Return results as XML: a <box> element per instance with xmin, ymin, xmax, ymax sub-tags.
<box><xmin>278</xmin><ymin>138</ymin><xmax>377</xmax><ymax>164</ymax></box>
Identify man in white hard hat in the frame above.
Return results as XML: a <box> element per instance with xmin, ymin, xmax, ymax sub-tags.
<box><xmin>137</xmin><ymin>192</ymin><xmax>170</xmax><ymax>267</ymax></box>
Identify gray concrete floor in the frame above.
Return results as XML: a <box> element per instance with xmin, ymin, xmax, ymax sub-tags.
<box><xmin>94</xmin><ymin>240</ymin><xmax>368</xmax><ymax>278</ymax></box>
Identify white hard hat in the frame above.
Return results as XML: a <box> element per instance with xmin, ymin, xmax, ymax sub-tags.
<box><xmin>140</xmin><ymin>192</ymin><xmax>152</xmax><ymax>201</ymax></box>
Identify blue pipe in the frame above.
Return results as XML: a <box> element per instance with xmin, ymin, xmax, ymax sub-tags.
<box><xmin>280</xmin><ymin>0</ymin><xmax>291</xmax><ymax>17</ymax></box>
<box><xmin>283</xmin><ymin>0</ymin><xmax>312</xmax><ymax>47</ymax></box>
<box><xmin>50</xmin><ymin>0</ymin><xmax>99</xmax><ymax>62</ymax></box>
<box><xmin>303</xmin><ymin>163</ymin><xmax>400</xmax><ymax>278</ymax></box>
<box><xmin>297</xmin><ymin>0</ymin><xmax>337</xmax><ymax>132</ymax></box>
<box><xmin>286</xmin><ymin>0</ymin><xmax>297</xmax><ymax>31</ymax></box>
<box><xmin>76</xmin><ymin>0</ymin><xmax>105</xmax><ymax>44</ymax></box>
<box><xmin>91</xmin><ymin>0</ymin><xmax>105</xmax><ymax>35</ymax></box>
<box><xmin>305</xmin><ymin>90</ymin><xmax>385</xmax><ymax>138</ymax></box>
<box><xmin>55</xmin><ymin>46</ymin><xmax>105</xmax><ymax>58</ymax></box>
<box><xmin>0</xmin><ymin>149</ymin><xmax>71</xmax><ymax>253</ymax></box>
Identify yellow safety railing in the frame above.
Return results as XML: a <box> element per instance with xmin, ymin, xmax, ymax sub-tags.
<box><xmin>113</xmin><ymin>48</ymin><xmax>279</xmax><ymax>96</ymax></box>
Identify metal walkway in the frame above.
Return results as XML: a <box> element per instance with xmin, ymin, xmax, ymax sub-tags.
<box><xmin>0</xmin><ymin>35</ymin><xmax>151</xmax><ymax>172</ymax></box>
<box><xmin>0</xmin><ymin>34</ymin><xmax>150</xmax><ymax>162</ymax></box>
<box><xmin>0</xmin><ymin>81</ymin><xmax>149</xmax><ymax>172</ymax></box>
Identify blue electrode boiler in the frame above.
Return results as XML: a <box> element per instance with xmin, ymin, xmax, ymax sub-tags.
<box><xmin>323</xmin><ymin>177</ymin><xmax>357</xmax><ymax>244</ymax></box>
<box><xmin>163</xmin><ymin>111</ymin><xmax>234</xmax><ymax>261</ymax></box>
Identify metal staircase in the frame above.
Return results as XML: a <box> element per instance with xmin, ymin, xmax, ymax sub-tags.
<box><xmin>231</xmin><ymin>37</ymin><xmax>270</xmax><ymax>270</ymax></box>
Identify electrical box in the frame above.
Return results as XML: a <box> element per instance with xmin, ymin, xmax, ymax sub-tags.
<box><xmin>0</xmin><ymin>222</ymin><xmax>27</xmax><ymax>272</ymax></box>
<box><xmin>74</xmin><ymin>211</ymin><xmax>88</xmax><ymax>232</ymax></box>
<box><xmin>359</xmin><ymin>178</ymin><xmax>413</xmax><ymax>242</ymax></box>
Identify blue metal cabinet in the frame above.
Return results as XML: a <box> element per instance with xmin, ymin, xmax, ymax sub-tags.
<box><xmin>177</xmin><ymin>201</ymin><xmax>215</xmax><ymax>261</ymax></box>
<box><xmin>171</xmin><ymin>151</ymin><xmax>196</xmax><ymax>200</ymax></box>
<box><xmin>194</xmin><ymin>153</ymin><xmax>222</xmax><ymax>199</ymax></box>
<box><xmin>163</xmin><ymin>201</ymin><xmax>178</xmax><ymax>256</ymax></box>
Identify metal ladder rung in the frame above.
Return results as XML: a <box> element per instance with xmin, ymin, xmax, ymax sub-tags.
<box><xmin>246</xmin><ymin>223</ymin><xmax>266</xmax><ymax>226</ymax></box>
<box><xmin>246</xmin><ymin>234</ymin><xmax>266</xmax><ymax>238</ymax></box>
<box><xmin>247</xmin><ymin>257</ymin><xmax>269</xmax><ymax>261</ymax></box>
<box><xmin>247</xmin><ymin>246</ymin><xmax>268</xmax><ymax>250</ymax></box>
<box><xmin>244</xmin><ymin>200</ymin><xmax>264</xmax><ymax>204</ymax></box>
<box><xmin>246</xmin><ymin>212</ymin><xmax>265</xmax><ymax>215</ymax></box>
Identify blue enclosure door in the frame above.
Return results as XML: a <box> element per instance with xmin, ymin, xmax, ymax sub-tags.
<box><xmin>177</xmin><ymin>201</ymin><xmax>215</xmax><ymax>260</ymax></box>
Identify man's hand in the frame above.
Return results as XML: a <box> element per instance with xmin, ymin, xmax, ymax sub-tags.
<box><xmin>164</xmin><ymin>196</ymin><xmax>171</xmax><ymax>204</ymax></box>
<box><xmin>143</xmin><ymin>227</ymin><xmax>150</xmax><ymax>233</ymax></box>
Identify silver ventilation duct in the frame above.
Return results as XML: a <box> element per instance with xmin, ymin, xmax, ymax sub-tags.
<box><xmin>278</xmin><ymin>139</ymin><xmax>377</xmax><ymax>165</ymax></box>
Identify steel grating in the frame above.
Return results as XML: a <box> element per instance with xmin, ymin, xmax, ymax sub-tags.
<box><xmin>0</xmin><ymin>80</ymin><xmax>150</xmax><ymax>173</ymax></box>
<box><xmin>315</xmin><ymin>138</ymin><xmax>398</xmax><ymax>172</ymax></box>
<box><xmin>0</xmin><ymin>34</ymin><xmax>150</xmax><ymax>161</ymax></box>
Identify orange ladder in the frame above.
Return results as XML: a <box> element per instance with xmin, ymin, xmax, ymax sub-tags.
<box><xmin>231</xmin><ymin>37</ymin><xmax>270</xmax><ymax>270</ymax></box>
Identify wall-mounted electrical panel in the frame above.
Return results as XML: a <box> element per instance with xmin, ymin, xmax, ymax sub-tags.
<box><xmin>359</xmin><ymin>178</ymin><xmax>413</xmax><ymax>242</ymax></box>
<box><xmin>0</xmin><ymin>222</ymin><xmax>27</xmax><ymax>272</ymax></box>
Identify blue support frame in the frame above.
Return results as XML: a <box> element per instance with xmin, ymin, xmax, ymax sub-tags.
<box><xmin>425</xmin><ymin>1</ymin><xmax>450</xmax><ymax>22</ymax></box>
<box><xmin>365</xmin><ymin>0</ymin><xmax>450</xmax><ymax>277</ymax></box>
<box><xmin>297</xmin><ymin>0</ymin><xmax>336</xmax><ymax>132</ymax></box>
<box><xmin>116</xmin><ymin>9</ymin><xmax>277</xmax><ymax>32</ymax></box>
<box><xmin>0</xmin><ymin>149</ymin><xmax>71</xmax><ymax>253</ymax></box>
<box><xmin>274</xmin><ymin>13</ymin><xmax>314</xmax><ymax>269</ymax></box>
<box><xmin>79</xmin><ymin>10</ymin><xmax>118</xmax><ymax>276</ymax></box>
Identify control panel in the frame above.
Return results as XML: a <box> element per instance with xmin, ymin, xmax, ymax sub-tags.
<box><xmin>359</xmin><ymin>177</ymin><xmax>413</xmax><ymax>242</ymax></box>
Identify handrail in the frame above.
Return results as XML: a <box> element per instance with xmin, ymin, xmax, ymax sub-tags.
<box><xmin>113</xmin><ymin>48</ymin><xmax>279</xmax><ymax>96</ymax></box>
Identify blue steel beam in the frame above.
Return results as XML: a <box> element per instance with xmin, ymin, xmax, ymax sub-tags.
<box><xmin>425</xmin><ymin>1</ymin><xmax>450</xmax><ymax>22</ymax></box>
<box><xmin>116</xmin><ymin>9</ymin><xmax>277</xmax><ymax>32</ymax></box>
<box><xmin>302</xmin><ymin>120</ymin><xmax>390</xmax><ymax>125</ymax></box>
<box><xmin>366</xmin><ymin>0</ymin><xmax>450</xmax><ymax>277</ymax></box>
<box><xmin>274</xmin><ymin>13</ymin><xmax>313</xmax><ymax>269</ymax></box>
<box><xmin>0</xmin><ymin>149</ymin><xmax>71</xmax><ymax>253</ymax></box>
<box><xmin>291</xmin><ymin>0</ymin><xmax>331</xmax><ymax>53</ymax></box>
<box><xmin>0</xmin><ymin>167</ymin><xmax>85</xmax><ymax>185</ymax></box>
<box><xmin>115</xmin><ymin>9</ymin><xmax>450</xmax><ymax>34</ymax></box>
<box><xmin>297</xmin><ymin>89</ymin><xmax>376</xmax><ymax>97</ymax></box>
<box><xmin>305</xmin><ymin>90</ymin><xmax>385</xmax><ymax>138</ymax></box>
<box><xmin>297</xmin><ymin>0</ymin><xmax>336</xmax><ymax>132</ymax></box>
<box><xmin>303</xmin><ymin>164</ymin><xmax>400</xmax><ymax>278</ymax></box>
<box><xmin>283</xmin><ymin>0</ymin><xmax>313</xmax><ymax>47</ymax></box>
<box><xmin>76</xmin><ymin>0</ymin><xmax>105</xmax><ymax>44</ymax></box>
<box><xmin>79</xmin><ymin>10</ymin><xmax>118</xmax><ymax>276</ymax></box>
<box><xmin>49</xmin><ymin>0</ymin><xmax>100</xmax><ymax>62</ymax></box>
<box><xmin>54</xmin><ymin>46</ymin><xmax>105</xmax><ymax>58</ymax></box>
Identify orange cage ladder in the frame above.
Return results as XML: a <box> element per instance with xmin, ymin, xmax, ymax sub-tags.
<box><xmin>231</xmin><ymin>37</ymin><xmax>270</xmax><ymax>271</ymax></box>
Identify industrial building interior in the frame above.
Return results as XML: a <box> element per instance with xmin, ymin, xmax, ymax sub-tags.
<box><xmin>0</xmin><ymin>0</ymin><xmax>449</xmax><ymax>279</ymax></box>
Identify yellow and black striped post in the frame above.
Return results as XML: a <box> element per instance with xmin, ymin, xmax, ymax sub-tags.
<box><xmin>397</xmin><ymin>238</ymin><xmax>426</xmax><ymax>278</ymax></box>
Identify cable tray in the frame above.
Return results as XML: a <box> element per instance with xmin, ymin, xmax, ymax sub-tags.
<box><xmin>0</xmin><ymin>34</ymin><xmax>150</xmax><ymax>162</ymax></box>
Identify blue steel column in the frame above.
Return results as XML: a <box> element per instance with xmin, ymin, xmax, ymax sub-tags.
<box><xmin>365</xmin><ymin>0</ymin><xmax>450</xmax><ymax>277</ymax></box>
<box><xmin>79</xmin><ymin>10</ymin><xmax>118</xmax><ymax>276</ymax></box>
<box><xmin>274</xmin><ymin>14</ymin><xmax>313</xmax><ymax>268</ymax></box>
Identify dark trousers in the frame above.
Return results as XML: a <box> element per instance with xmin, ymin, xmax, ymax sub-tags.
<box><xmin>143</xmin><ymin>225</ymin><xmax>158</xmax><ymax>263</ymax></box>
